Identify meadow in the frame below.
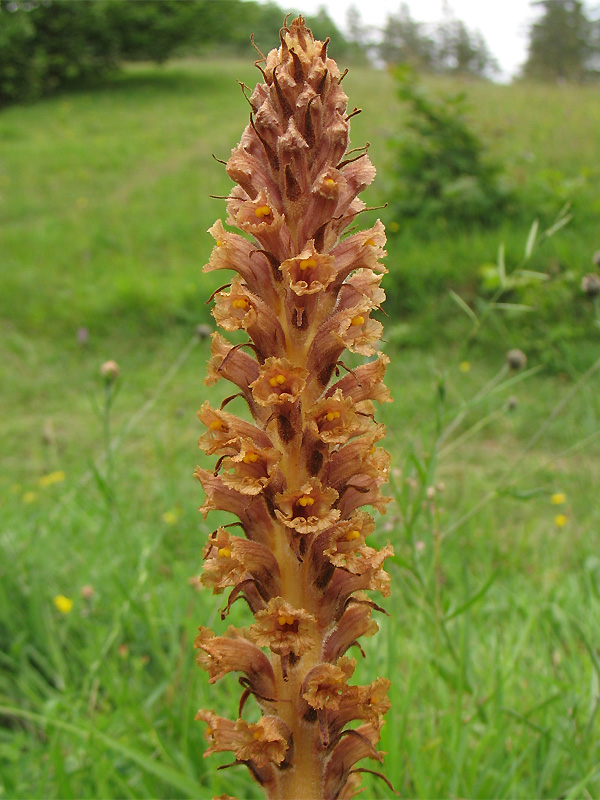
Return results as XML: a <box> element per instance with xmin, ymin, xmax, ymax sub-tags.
<box><xmin>1</xmin><ymin>54</ymin><xmax>600</xmax><ymax>799</ymax></box>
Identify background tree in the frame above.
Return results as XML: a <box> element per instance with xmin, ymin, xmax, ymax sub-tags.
<box><xmin>523</xmin><ymin>0</ymin><xmax>596</xmax><ymax>81</ymax></box>
<box><xmin>378</xmin><ymin>3</ymin><xmax>435</xmax><ymax>70</ymax></box>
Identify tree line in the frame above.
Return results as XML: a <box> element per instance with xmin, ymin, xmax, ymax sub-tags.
<box><xmin>1</xmin><ymin>0</ymin><xmax>599</xmax><ymax>106</ymax></box>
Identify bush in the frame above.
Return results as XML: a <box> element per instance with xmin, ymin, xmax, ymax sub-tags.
<box><xmin>0</xmin><ymin>0</ymin><xmax>118</xmax><ymax>106</ymax></box>
<box><xmin>388</xmin><ymin>68</ymin><xmax>515</xmax><ymax>231</ymax></box>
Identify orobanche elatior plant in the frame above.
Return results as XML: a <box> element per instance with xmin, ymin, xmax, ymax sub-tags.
<box><xmin>193</xmin><ymin>16</ymin><xmax>394</xmax><ymax>800</ymax></box>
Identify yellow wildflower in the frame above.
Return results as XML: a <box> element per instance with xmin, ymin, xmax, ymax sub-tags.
<box><xmin>551</xmin><ymin>493</ymin><xmax>566</xmax><ymax>505</ymax></box>
<box><xmin>162</xmin><ymin>507</ymin><xmax>182</xmax><ymax>525</ymax></box>
<box><xmin>459</xmin><ymin>361</ymin><xmax>471</xmax><ymax>373</ymax></box>
<box><xmin>53</xmin><ymin>595</ymin><xmax>73</xmax><ymax>614</ymax></box>
<box><xmin>554</xmin><ymin>514</ymin><xmax>568</xmax><ymax>528</ymax></box>
<box><xmin>39</xmin><ymin>470</ymin><xmax>66</xmax><ymax>488</ymax></box>
<box><xmin>22</xmin><ymin>491</ymin><xmax>37</xmax><ymax>504</ymax></box>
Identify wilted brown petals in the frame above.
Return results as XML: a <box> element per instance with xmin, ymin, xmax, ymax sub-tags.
<box><xmin>327</xmin><ymin>352</ymin><xmax>392</xmax><ymax>405</ymax></box>
<box><xmin>205</xmin><ymin>220</ymin><xmax>276</xmax><ymax>299</ymax></box>
<box><xmin>196</xmin><ymin>710</ymin><xmax>291</xmax><ymax>768</ymax></box>
<box><xmin>323</xmin><ymin>721</ymin><xmax>383</xmax><ymax>800</ymax></box>
<box><xmin>205</xmin><ymin>333</ymin><xmax>259</xmax><ymax>395</ymax></box>
<box><xmin>233</xmin><ymin>716</ymin><xmax>292</xmax><ymax>768</ymax></box>
<box><xmin>197</xmin><ymin>401</ymin><xmax>273</xmax><ymax>456</ymax></box>
<box><xmin>301</xmin><ymin>657</ymin><xmax>355</xmax><ymax>711</ymax></box>
<box><xmin>323</xmin><ymin>603</ymin><xmax>379</xmax><ymax>662</ymax></box>
<box><xmin>194</xmin><ymin>626</ymin><xmax>276</xmax><ymax>698</ymax></box>
<box><xmin>275</xmin><ymin>478</ymin><xmax>340</xmax><ymax>534</ymax></box>
<box><xmin>201</xmin><ymin>527</ymin><xmax>281</xmax><ymax>596</ymax></box>
<box><xmin>335</xmin><ymin>306</ymin><xmax>383</xmax><ymax>356</ymax></box>
<box><xmin>250</xmin><ymin>597</ymin><xmax>316</xmax><ymax>659</ymax></box>
<box><xmin>220</xmin><ymin>438</ymin><xmax>280</xmax><ymax>495</ymax></box>
<box><xmin>281</xmin><ymin>243</ymin><xmax>336</xmax><ymax>296</ymax></box>
<box><xmin>330</xmin><ymin>219</ymin><xmax>387</xmax><ymax>286</ymax></box>
<box><xmin>250</xmin><ymin>357</ymin><xmax>308</xmax><ymax>407</ymax></box>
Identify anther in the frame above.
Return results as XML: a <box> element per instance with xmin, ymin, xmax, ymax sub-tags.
<box><xmin>324</xmin><ymin>178</ymin><xmax>336</xmax><ymax>187</ymax></box>
<box><xmin>254</xmin><ymin>205</ymin><xmax>272</xmax><ymax>218</ymax></box>
<box><xmin>278</xmin><ymin>614</ymin><xmax>296</xmax><ymax>626</ymax></box>
<box><xmin>325</xmin><ymin>411</ymin><xmax>340</xmax><ymax>422</ymax></box>
<box><xmin>209</xmin><ymin>420</ymin><xmax>224</xmax><ymax>430</ymax></box>
<box><xmin>297</xmin><ymin>495</ymin><xmax>315</xmax><ymax>507</ymax></box>
<box><xmin>299</xmin><ymin>257</ymin><xmax>317</xmax><ymax>271</ymax></box>
<box><xmin>269</xmin><ymin>374</ymin><xmax>286</xmax><ymax>387</ymax></box>
<box><xmin>345</xmin><ymin>529</ymin><xmax>361</xmax><ymax>541</ymax></box>
<box><xmin>218</xmin><ymin>547</ymin><xmax>232</xmax><ymax>558</ymax></box>
<box><xmin>365</xmin><ymin>238</ymin><xmax>376</xmax><ymax>246</ymax></box>
<box><xmin>351</xmin><ymin>315</ymin><xmax>365</xmax><ymax>326</ymax></box>
<box><xmin>242</xmin><ymin>452</ymin><xmax>259</xmax><ymax>463</ymax></box>
<box><xmin>231</xmin><ymin>298</ymin><xmax>248</xmax><ymax>309</ymax></box>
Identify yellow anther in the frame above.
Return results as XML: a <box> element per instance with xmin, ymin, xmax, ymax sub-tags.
<box><xmin>231</xmin><ymin>298</ymin><xmax>248</xmax><ymax>309</ymax></box>
<box><xmin>351</xmin><ymin>315</ymin><xmax>365</xmax><ymax>327</ymax></box>
<box><xmin>242</xmin><ymin>452</ymin><xmax>259</xmax><ymax>463</ymax></box>
<box><xmin>218</xmin><ymin>547</ymin><xmax>231</xmax><ymax>558</ymax></box>
<box><xmin>278</xmin><ymin>614</ymin><xmax>296</xmax><ymax>626</ymax></box>
<box><xmin>216</xmin><ymin>240</ymin><xmax>225</xmax><ymax>247</ymax></box>
<box><xmin>297</xmin><ymin>495</ymin><xmax>315</xmax><ymax>507</ymax></box>
<box><xmin>324</xmin><ymin>178</ymin><xmax>336</xmax><ymax>187</ymax></box>
<box><xmin>365</xmin><ymin>238</ymin><xmax>376</xmax><ymax>246</ymax></box>
<box><xmin>205</xmin><ymin>727</ymin><xmax>213</xmax><ymax>736</ymax></box>
<box><xmin>253</xmin><ymin>730</ymin><xmax>263</xmax><ymax>740</ymax></box>
<box><xmin>269</xmin><ymin>373</ymin><xmax>287</xmax><ymax>387</ymax></box>
<box><xmin>299</xmin><ymin>257</ymin><xmax>318</xmax><ymax>271</ymax></box>
<box><xmin>345</xmin><ymin>529</ymin><xmax>361</xmax><ymax>541</ymax></box>
<box><xmin>369</xmin><ymin>446</ymin><xmax>376</xmax><ymax>454</ymax></box>
<box><xmin>209</xmin><ymin>419</ymin><xmax>224</xmax><ymax>430</ymax></box>
<box><xmin>325</xmin><ymin>411</ymin><xmax>340</xmax><ymax>422</ymax></box>
<box><xmin>370</xmin><ymin>694</ymin><xmax>380</xmax><ymax>705</ymax></box>
<box><xmin>254</xmin><ymin>205</ymin><xmax>272</xmax><ymax>218</ymax></box>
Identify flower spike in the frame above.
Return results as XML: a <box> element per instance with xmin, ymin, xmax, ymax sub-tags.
<box><xmin>194</xmin><ymin>16</ymin><xmax>392</xmax><ymax>799</ymax></box>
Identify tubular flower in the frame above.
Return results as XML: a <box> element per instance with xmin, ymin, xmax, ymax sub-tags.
<box><xmin>194</xmin><ymin>17</ymin><xmax>393</xmax><ymax>800</ymax></box>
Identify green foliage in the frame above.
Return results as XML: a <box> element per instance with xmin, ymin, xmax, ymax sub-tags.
<box><xmin>0</xmin><ymin>0</ymin><xmax>119</xmax><ymax>105</ymax></box>
<box><xmin>387</xmin><ymin>70</ymin><xmax>514</xmax><ymax>230</ymax></box>
<box><xmin>1</xmin><ymin>56</ymin><xmax>600</xmax><ymax>799</ymax></box>
<box><xmin>523</xmin><ymin>0</ymin><xmax>598</xmax><ymax>82</ymax></box>
<box><xmin>0</xmin><ymin>0</ymin><xmax>352</xmax><ymax>107</ymax></box>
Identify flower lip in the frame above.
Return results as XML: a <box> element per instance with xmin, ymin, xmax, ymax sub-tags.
<box><xmin>274</xmin><ymin>478</ymin><xmax>340</xmax><ymax>534</ymax></box>
<box><xmin>281</xmin><ymin>242</ymin><xmax>336</xmax><ymax>296</ymax></box>
<box><xmin>250</xmin><ymin>357</ymin><xmax>308</xmax><ymax>407</ymax></box>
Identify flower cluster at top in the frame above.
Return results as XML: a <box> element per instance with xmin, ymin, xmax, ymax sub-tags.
<box><xmin>193</xmin><ymin>17</ymin><xmax>393</xmax><ymax>800</ymax></box>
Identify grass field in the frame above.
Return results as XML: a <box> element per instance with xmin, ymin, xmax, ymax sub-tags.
<box><xmin>1</xmin><ymin>55</ymin><xmax>600</xmax><ymax>799</ymax></box>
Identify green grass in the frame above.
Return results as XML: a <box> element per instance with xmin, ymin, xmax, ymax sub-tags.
<box><xmin>1</xmin><ymin>58</ymin><xmax>600</xmax><ymax>799</ymax></box>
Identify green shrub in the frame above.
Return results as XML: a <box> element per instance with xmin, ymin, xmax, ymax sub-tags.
<box><xmin>388</xmin><ymin>68</ymin><xmax>515</xmax><ymax>231</ymax></box>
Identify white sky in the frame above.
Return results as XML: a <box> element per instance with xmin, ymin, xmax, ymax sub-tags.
<box><xmin>263</xmin><ymin>0</ymin><xmax>540</xmax><ymax>80</ymax></box>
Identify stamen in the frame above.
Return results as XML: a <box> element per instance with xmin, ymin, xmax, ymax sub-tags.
<box><xmin>299</xmin><ymin>257</ymin><xmax>317</xmax><ymax>270</ymax></box>
<box><xmin>216</xmin><ymin>240</ymin><xmax>225</xmax><ymax>247</ymax></box>
<box><xmin>209</xmin><ymin>420</ymin><xmax>224</xmax><ymax>430</ymax></box>
<box><xmin>218</xmin><ymin>547</ymin><xmax>232</xmax><ymax>558</ymax></box>
<box><xmin>269</xmin><ymin>374</ymin><xmax>287</xmax><ymax>387</ymax></box>
<box><xmin>345</xmin><ymin>529</ymin><xmax>361</xmax><ymax>541</ymax></box>
<box><xmin>254</xmin><ymin>205</ymin><xmax>272</xmax><ymax>218</ymax></box>
<box><xmin>297</xmin><ymin>495</ymin><xmax>315</xmax><ymax>507</ymax></box>
<box><xmin>278</xmin><ymin>614</ymin><xmax>296</xmax><ymax>626</ymax></box>
<box><xmin>351</xmin><ymin>315</ymin><xmax>365</xmax><ymax>326</ymax></box>
<box><xmin>324</xmin><ymin>178</ymin><xmax>336</xmax><ymax>187</ymax></box>
<box><xmin>325</xmin><ymin>411</ymin><xmax>340</xmax><ymax>422</ymax></box>
<box><xmin>231</xmin><ymin>298</ymin><xmax>248</xmax><ymax>309</ymax></box>
<box><xmin>242</xmin><ymin>452</ymin><xmax>259</xmax><ymax>463</ymax></box>
<box><xmin>365</xmin><ymin>238</ymin><xmax>376</xmax><ymax>246</ymax></box>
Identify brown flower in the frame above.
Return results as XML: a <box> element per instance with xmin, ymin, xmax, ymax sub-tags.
<box><xmin>194</xmin><ymin>626</ymin><xmax>276</xmax><ymax>699</ymax></box>
<box><xmin>250</xmin><ymin>357</ymin><xmax>308</xmax><ymax>407</ymax></box>
<box><xmin>275</xmin><ymin>478</ymin><xmax>340</xmax><ymax>534</ymax></box>
<box><xmin>250</xmin><ymin>597</ymin><xmax>316</xmax><ymax>661</ymax></box>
